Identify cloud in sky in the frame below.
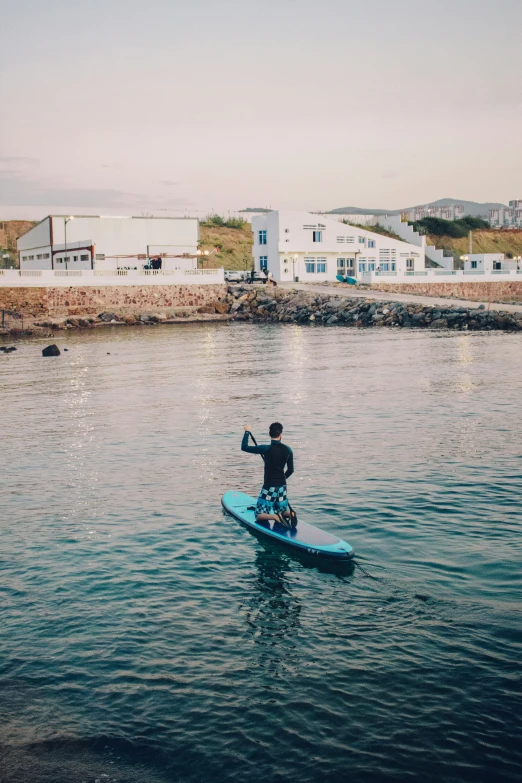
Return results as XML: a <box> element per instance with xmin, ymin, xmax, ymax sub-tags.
<box><xmin>0</xmin><ymin>168</ymin><xmax>194</xmax><ymax>209</ymax></box>
<box><xmin>1</xmin><ymin>0</ymin><xmax>521</xmax><ymax>211</ymax></box>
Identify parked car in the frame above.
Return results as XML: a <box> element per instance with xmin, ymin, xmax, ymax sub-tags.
<box><xmin>246</xmin><ymin>272</ymin><xmax>269</xmax><ymax>284</ymax></box>
<box><xmin>224</xmin><ymin>270</ymin><xmax>246</xmax><ymax>282</ymax></box>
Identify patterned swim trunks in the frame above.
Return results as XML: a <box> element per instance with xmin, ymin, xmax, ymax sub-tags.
<box><xmin>255</xmin><ymin>485</ymin><xmax>288</xmax><ymax>516</ymax></box>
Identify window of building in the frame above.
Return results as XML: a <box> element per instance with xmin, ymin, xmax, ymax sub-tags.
<box><xmin>258</xmin><ymin>230</ymin><xmax>267</xmax><ymax>245</ymax></box>
<box><xmin>493</xmin><ymin>261</ymin><xmax>502</xmax><ymax>270</ymax></box>
<box><xmin>368</xmin><ymin>262</ymin><xmax>375</xmax><ymax>272</ymax></box>
<box><xmin>317</xmin><ymin>262</ymin><xmax>327</xmax><ymax>273</ymax></box>
<box><xmin>337</xmin><ymin>258</ymin><xmax>346</xmax><ymax>269</ymax></box>
<box><xmin>406</xmin><ymin>259</ymin><xmax>414</xmax><ymax>270</ymax></box>
<box><xmin>471</xmin><ymin>260</ymin><xmax>478</xmax><ymax>269</ymax></box>
<box><xmin>380</xmin><ymin>263</ymin><xmax>390</xmax><ymax>272</ymax></box>
<box><xmin>80</xmin><ymin>254</ymin><xmax>89</xmax><ymax>261</ymax></box>
<box><xmin>391</xmin><ymin>262</ymin><xmax>396</xmax><ymax>271</ymax></box>
<box><xmin>336</xmin><ymin>237</ymin><xmax>345</xmax><ymax>243</ymax></box>
<box><xmin>368</xmin><ymin>240</ymin><xmax>376</xmax><ymax>248</ymax></box>
<box><xmin>313</xmin><ymin>231</ymin><xmax>322</xmax><ymax>243</ymax></box>
<box><xmin>359</xmin><ymin>237</ymin><xmax>366</xmax><ymax>245</ymax></box>
<box><xmin>305</xmin><ymin>261</ymin><xmax>315</xmax><ymax>273</ymax></box>
<box><xmin>96</xmin><ymin>254</ymin><xmax>105</xmax><ymax>260</ymax></box>
<box><xmin>359</xmin><ymin>263</ymin><xmax>366</xmax><ymax>272</ymax></box>
<box><xmin>346</xmin><ymin>259</ymin><xmax>354</xmax><ymax>270</ymax></box>
<box><xmin>284</xmin><ymin>228</ymin><xmax>289</xmax><ymax>233</ymax></box>
<box><xmin>73</xmin><ymin>256</ymin><xmax>78</xmax><ymax>262</ymax></box>
<box><xmin>259</xmin><ymin>256</ymin><xmax>268</xmax><ymax>270</ymax></box>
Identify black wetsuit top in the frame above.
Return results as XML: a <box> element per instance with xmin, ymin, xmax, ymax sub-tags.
<box><xmin>241</xmin><ymin>432</ymin><xmax>294</xmax><ymax>489</ymax></box>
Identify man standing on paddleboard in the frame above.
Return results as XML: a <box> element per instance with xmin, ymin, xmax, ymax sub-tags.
<box><xmin>242</xmin><ymin>423</ymin><xmax>294</xmax><ymax>527</ymax></box>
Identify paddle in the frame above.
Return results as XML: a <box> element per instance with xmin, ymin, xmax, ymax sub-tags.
<box><xmin>247</xmin><ymin>430</ymin><xmax>297</xmax><ymax>529</ymax></box>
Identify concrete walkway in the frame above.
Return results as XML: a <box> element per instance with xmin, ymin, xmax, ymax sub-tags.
<box><xmin>279</xmin><ymin>282</ymin><xmax>522</xmax><ymax>314</ymax></box>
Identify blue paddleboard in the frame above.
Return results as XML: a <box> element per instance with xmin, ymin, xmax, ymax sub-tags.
<box><xmin>221</xmin><ymin>491</ymin><xmax>354</xmax><ymax>560</ymax></box>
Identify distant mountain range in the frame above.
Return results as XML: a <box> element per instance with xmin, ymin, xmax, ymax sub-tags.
<box><xmin>328</xmin><ymin>199</ymin><xmax>508</xmax><ymax>218</ymax></box>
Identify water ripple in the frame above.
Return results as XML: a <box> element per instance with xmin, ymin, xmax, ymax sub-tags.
<box><xmin>1</xmin><ymin>325</ymin><xmax>521</xmax><ymax>782</ymax></box>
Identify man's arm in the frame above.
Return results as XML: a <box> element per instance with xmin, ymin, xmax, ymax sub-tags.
<box><xmin>241</xmin><ymin>430</ymin><xmax>268</xmax><ymax>455</ymax></box>
<box><xmin>285</xmin><ymin>447</ymin><xmax>294</xmax><ymax>479</ymax></box>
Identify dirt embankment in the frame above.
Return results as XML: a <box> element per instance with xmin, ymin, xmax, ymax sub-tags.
<box><xmin>429</xmin><ymin>229</ymin><xmax>522</xmax><ymax>264</ymax></box>
<box><xmin>0</xmin><ymin>220</ymin><xmax>36</xmax><ymax>266</ymax></box>
<box><xmin>198</xmin><ymin>223</ymin><xmax>253</xmax><ymax>271</ymax></box>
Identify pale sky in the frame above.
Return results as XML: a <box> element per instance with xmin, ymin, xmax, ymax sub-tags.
<box><xmin>0</xmin><ymin>0</ymin><xmax>521</xmax><ymax>213</ymax></box>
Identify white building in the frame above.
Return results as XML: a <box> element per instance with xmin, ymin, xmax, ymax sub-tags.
<box><xmin>251</xmin><ymin>211</ymin><xmax>425</xmax><ymax>283</ymax></box>
<box><xmin>489</xmin><ymin>202</ymin><xmax>522</xmax><ymax>228</ymax></box>
<box><xmin>403</xmin><ymin>204</ymin><xmax>465</xmax><ymax>222</ymax></box>
<box><xmin>462</xmin><ymin>253</ymin><xmax>521</xmax><ymax>272</ymax></box>
<box><xmin>18</xmin><ymin>215</ymin><xmax>199</xmax><ymax>271</ymax></box>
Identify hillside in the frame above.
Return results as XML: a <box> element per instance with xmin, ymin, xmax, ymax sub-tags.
<box><xmin>199</xmin><ymin>222</ymin><xmax>253</xmax><ymax>270</ymax></box>
<box><xmin>0</xmin><ymin>220</ymin><xmax>36</xmax><ymax>267</ymax></box>
<box><xmin>429</xmin><ymin>229</ymin><xmax>522</xmax><ymax>266</ymax></box>
<box><xmin>329</xmin><ymin>198</ymin><xmax>508</xmax><ymax>218</ymax></box>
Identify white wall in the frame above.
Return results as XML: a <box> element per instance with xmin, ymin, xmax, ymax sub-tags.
<box><xmin>252</xmin><ymin>212</ymin><xmax>281</xmax><ymax>277</ymax></box>
<box><xmin>253</xmin><ymin>211</ymin><xmax>424</xmax><ymax>282</ymax></box>
<box><xmin>360</xmin><ymin>268</ymin><xmax>522</xmax><ymax>284</ymax></box>
<box><xmin>463</xmin><ymin>254</ymin><xmax>517</xmax><ymax>272</ymax></box>
<box><xmin>19</xmin><ymin>216</ymin><xmax>199</xmax><ymax>271</ymax></box>
<box><xmin>19</xmin><ymin>245</ymin><xmax>53</xmax><ymax>270</ymax></box>
<box><xmin>17</xmin><ymin>217</ymin><xmax>51</xmax><ymax>251</ymax></box>
<box><xmin>49</xmin><ymin>216</ymin><xmax>198</xmax><ymax>262</ymax></box>
<box><xmin>378</xmin><ymin>213</ymin><xmax>454</xmax><ymax>270</ymax></box>
<box><xmin>0</xmin><ymin>268</ymin><xmax>224</xmax><ymax>287</ymax></box>
<box><xmin>315</xmin><ymin>213</ymin><xmax>383</xmax><ymax>226</ymax></box>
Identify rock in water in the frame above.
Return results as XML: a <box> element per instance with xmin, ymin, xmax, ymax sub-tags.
<box><xmin>98</xmin><ymin>312</ymin><xmax>119</xmax><ymax>322</ymax></box>
<box><xmin>42</xmin><ymin>344</ymin><xmax>61</xmax><ymax>357</ymax></box>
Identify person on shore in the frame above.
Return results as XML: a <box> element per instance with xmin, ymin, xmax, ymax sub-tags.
<box><xmin>241</xmin><ymin>423</ymin><xmax>294</xmax><ymax>527</ymax></box>
<box><xmin>249</xmin><ymin>268</ymin><xmax>255</xmax><ymax>283</ymax></box>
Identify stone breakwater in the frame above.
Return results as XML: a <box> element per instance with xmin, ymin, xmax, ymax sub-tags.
<box><xmin>2</xmin><ymin>284</ymin><xmax>522</xmax><ymax>339</ymax></box>
<box><xmin>225</xmin><ymin>285</ymin><xmax>522</xmax><ymax>331</ymax></box>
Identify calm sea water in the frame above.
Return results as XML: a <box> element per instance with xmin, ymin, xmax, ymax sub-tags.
<box><xmin>1</xmin><ymin>323</ymin><xmax>521</xmax><ymax>783</ymax></box>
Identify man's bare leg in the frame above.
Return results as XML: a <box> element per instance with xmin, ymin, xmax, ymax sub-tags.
<box><xmin>256</xmin><ymin>511</ymin><xmax>290</xmax><ymax>522</ymax></box>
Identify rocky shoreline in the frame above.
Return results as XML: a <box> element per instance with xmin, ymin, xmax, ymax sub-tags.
<box><xmin>224</xmin><ymin>285</ymin><xmax>522</xmax><ymax>331</ymax></box>
<box><xmin>1</xmin><ymin>284</ymin><xmax>522</xmax><ymax>341</ymax></box>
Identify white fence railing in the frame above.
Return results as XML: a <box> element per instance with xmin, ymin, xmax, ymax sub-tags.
<box><xmin>0</xmin><ymin>268</ymin><xmax>225</xmax><ymax>287</ymax></box>
<box><xmin>361</xmin><ymin>269</ymin><xmax>522</xmax><ymax>285</ymax></box>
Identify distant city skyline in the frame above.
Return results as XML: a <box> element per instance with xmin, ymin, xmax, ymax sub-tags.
<box><xmin>0</xmin><ymin>0</ymin><xmax>521</xmax><ymax>212</ymax></box>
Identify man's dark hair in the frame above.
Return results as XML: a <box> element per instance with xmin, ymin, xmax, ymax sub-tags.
<box><xmin>269</xmin><ymin>422</ymin><xmax>283</xmax><ymax>438</ymax></box>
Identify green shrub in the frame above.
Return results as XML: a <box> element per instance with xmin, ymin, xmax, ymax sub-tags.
<box><xmin>201</xmin><ymin>214</ymin><xmax>247</xmax><ymax>230</ymax></box>
<box><xmin>411</xmin><ymin>215</ymin><xmax>490</xmax><ymax>238</ymax></box>
<box><xmin>412</xmin><ymin>217</ymin><xmax>467</xmax><ymax>238</ymax></box>
<box><xmin>459</xmin><ymin>215</ymin><xmax>490</xmax><ymax>231</ymax></box>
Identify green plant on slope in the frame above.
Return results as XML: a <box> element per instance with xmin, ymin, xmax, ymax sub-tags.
<box><xmin>411</xmin><ymin>215</ymin><xmax>490</xmax><ymax>238</ymax></box>
<box><xmin>201</xmin><ymin>214</ymin><xmax>247</xmax><ymax>230</ymax></box>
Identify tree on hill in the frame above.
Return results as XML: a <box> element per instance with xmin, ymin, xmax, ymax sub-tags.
<box><xmin>411</xmin><ymin>215</ymin><xmax>489</xmax><ymax>238</ymax></box>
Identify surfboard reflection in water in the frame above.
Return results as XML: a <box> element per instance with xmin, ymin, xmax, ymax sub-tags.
<box><xmin>241</xmin><ymin>547</ymin><xmax>302</xmax><ymax>674</ymax></box>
